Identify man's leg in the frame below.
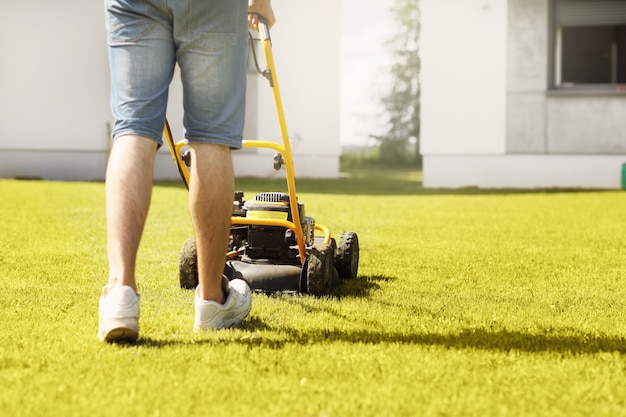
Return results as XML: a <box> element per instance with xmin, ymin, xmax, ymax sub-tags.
<box><xmin>190</xmin><ymin>143</ymin><xmax>252</xmax><ymax>330</ymax></box>
<box><xmin>188</xmin><ymin>143</ymin><xmax>234</xmax><ymax>303</ymax></box>
<box><xmin>99</xmin><ymin>134</ymin><xmax>156</xmax><ymax>342</ymax></box>
<box><xmin>105</xmin><ymin>135</ymin><xmax>158</xmax><ymax>292</ymax></box>
<box><xmin>172</xmin><ymin>0</ymin><xmax>252</xmax><ymax>328</ymax></box>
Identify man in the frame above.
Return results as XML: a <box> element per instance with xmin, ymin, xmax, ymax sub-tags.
<box><xmin>98</xmin><ymin>0</ymin><xmax>276</xmax><ymax>342</ymax></box>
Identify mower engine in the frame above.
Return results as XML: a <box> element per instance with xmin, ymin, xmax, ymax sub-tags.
<box><xmin>231</xmin><ymin>192</ymin><xmax>315</xmax><ymax>263</ymax></box>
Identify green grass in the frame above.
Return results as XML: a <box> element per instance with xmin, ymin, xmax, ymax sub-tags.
<box><xmin>1</xmin><ymin>169</ymin><xmax>626</xmax><ymax>417</ymax></box>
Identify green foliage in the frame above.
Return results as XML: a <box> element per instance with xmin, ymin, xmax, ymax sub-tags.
<box><xmin>340</xmin><ymin>147</ymin><xmax>383</xmax><ymax>170</ymax></box>
<box><xmin>1</xmin><ymin>176</ymin><xmax>626</xmax><ymax>417</ymax></box>
<box><xmin>372</xmin><ymin>0</ymin><xmax>421</xmax><ymax>167</ymax></box>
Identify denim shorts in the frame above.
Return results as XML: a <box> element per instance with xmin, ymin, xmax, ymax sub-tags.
<box><xmin>105</xmin><ymin>0</ymin><xmax>248</xmax><ymax>148</ymax></box>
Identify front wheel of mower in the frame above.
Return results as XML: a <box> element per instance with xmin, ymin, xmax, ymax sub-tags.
<box><xmin>179</xmin><ymin>238</ymin><xmax>198</xmax><ymax>289</ymax></box>
<box><xmin>306</xmin><ymin>243</ymin><xmax>335</xmax><ymax>296</ymax></box>
<box><xmin>336</xmin><ymin>232</ymin><xmax>359</xmax><ymax>279</ymax></box>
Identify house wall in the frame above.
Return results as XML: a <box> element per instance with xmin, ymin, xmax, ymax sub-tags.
<box><xmin>421</xmin><ymin>0</ymin><xmax>626</xmax><ymax>188</ymax></box>
<box><xmin>420</xmin><ymin>0</ymin><xmax>508</xmax><ymax>155</ymax></box>
<box><xmin>0</xmin><ymin>0</ymin><xmax>340</xmax><ymax>181</ymax></box>
<box><xmin>506</xmin><ymin>0</ymin><xmax>549</xmax><ymax>153</ymax></box>
<box><xmin>507</xmin><ymin>0</ymin><xmax>626</xmax><ymax>155</ymax></box>
<box><xmin>546</xmin><ymin>95</ymin><xmax>626</xmax><ymax>153</ymax></box>
<box><xmin>0</xmin><ymin>1</ymin><xmax>111</xmax><ymax>180</ymax></box>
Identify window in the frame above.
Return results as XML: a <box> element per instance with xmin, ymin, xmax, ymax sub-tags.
<box><xmin>553</xmin><ymin>0</ymin><xmax>626</xmax><ymax>89</ymax></box>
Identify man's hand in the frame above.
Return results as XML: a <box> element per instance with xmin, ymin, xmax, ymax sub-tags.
<box><xmin>248</xmin><ymin>0</ymin><xmax>276</xmax><ymax>31</ymax></box>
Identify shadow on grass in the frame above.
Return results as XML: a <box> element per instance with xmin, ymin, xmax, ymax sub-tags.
<box><xmin>132</xmin><ymin>323</ymin><xmax>626</xmax><ymax>355</ymax></box>
<box><xmin>129</xmin><ymin>275</ymin><xmax>626</xmax><ymax>355</ymax></box>
<box><xmin>332</xmin><ymin>274</ymin><xmax>393</xmax><ymax>298</ymax></box>
<box><xmin>275</xmin><ymin>327</ymin><xmax>626</xmax><ymax>355</ymax></box>
<box><xmin>121</xmin><ymin>274</ymin><xmax>624</xmax><ymax>355</ymax></box>
<box><xmin>236</xmin><ymin>318</ymin><xmax>626</xmax><ymax>355</ymax></box>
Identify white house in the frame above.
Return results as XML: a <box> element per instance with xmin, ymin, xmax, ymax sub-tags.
<box><xmin>5</xmin><ymin>0</ymin><xmax>625</xmax><ymax>189</ymax></box>
<box><xmin>420</xmin><ymin>0</ymin><xmax>626</xmax><ymax>188</ymax></box>
<box><xmin>0</xmin><ymin>0</ymin><xmax>340</xmax><ymax>181</ymax></box>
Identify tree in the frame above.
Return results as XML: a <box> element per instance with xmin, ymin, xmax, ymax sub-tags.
<box><xmin>373</xmin><ymin>0</ymin><xmax>421</xmax><ymax>167</ymax></box>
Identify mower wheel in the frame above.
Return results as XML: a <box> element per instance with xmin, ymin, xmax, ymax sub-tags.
<box><xmin>336</xmin><ymin>232</ymin><xmax>359</xmax><ymax>279</ymax></box>
<box><xmin>179</xmin><ymin>238</ymin><xmax>199</xmax><ymax>289</ymax></box>
<box><xmin>306</xmin><ymin>242</ymin><xmax>335</xmax><ymax>296</ymax></box>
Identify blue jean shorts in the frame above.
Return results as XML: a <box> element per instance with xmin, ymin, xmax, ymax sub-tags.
<box><xmin>105</xmin><ymin>0</ymin><xmax>248</xmax><ymax>148</ymax></box>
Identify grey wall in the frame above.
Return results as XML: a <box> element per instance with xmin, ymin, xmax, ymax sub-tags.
<box><xmin>547</xmin><ymin>95</ymin><xmax>626</xmax><ymax>153</ymax></box>
<box><xmin>506</xmin><ymin>0</ymin><xmax>549</xmax><ymax>153</ymax></box>
<box><xmin>506</xmin><ymin>0</ymin><xmax>626</xmax><ymax>155</ymax></box>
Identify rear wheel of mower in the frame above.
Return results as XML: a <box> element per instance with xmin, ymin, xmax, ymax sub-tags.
<box><xmin>306</xmin><ymin>243</ymin><xmax>335</xmax><ymax>296</ymax></box>
<box><xmin>336</xmin><ymin>232</ymin><xmax>359</xmax><ymax>279</ymax></box>
<box><xmin>179</xmin><ymin>238</ymin><xmax>198</xmax><ymax>289</ymax></box>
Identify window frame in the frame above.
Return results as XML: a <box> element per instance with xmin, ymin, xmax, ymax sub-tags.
<box><xmin>550</xmin><ymin>0</ymin><xmax>626</xmax><ymax>93</ymax></box>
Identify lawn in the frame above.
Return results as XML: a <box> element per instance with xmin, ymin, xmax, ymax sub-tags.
<box><xmin>1</xmin><ymin>169</ymin><xmax>625</xmax><ymax>417</ymax></box>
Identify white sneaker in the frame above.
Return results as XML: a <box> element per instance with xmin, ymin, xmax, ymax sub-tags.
<box><xmin>194</xmin><ymin>278</ymin><xmax>252</xmax><ymax>330</ymax></box>
<box><xmin>98</xmin><ymin>285</ymin><xmax>140</xmax><ymax>342</ymax></box>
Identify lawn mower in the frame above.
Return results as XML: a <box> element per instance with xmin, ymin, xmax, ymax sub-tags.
<box><xmin>163</xmin><ymin>19</ymin><xmax>359</xmax><ymax>295</ymax></box>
